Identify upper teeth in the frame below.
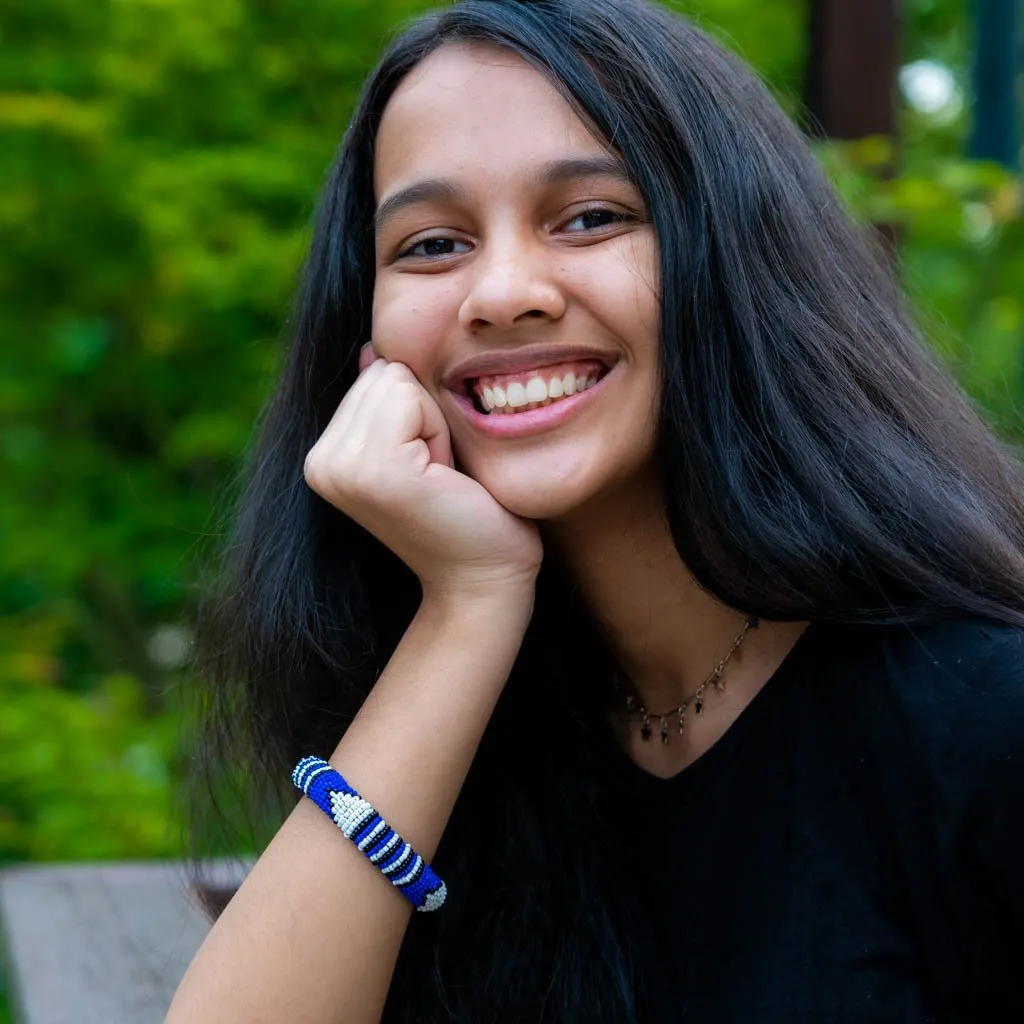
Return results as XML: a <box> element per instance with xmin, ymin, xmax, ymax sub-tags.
<box><xmin>480</xmin><ymin>372</ymin><xmax>598</xmax><ymax>412</ymax></box>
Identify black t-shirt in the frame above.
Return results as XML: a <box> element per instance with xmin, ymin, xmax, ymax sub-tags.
<box><xmin>591</xmin><ymin>617</ymin><xmax>1024</xmax><ymax>1023</ymax></box>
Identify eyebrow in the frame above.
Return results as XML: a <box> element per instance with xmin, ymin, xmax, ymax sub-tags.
<box><xmin>373</xmin><ymin>155</ymin><xmax>635</xmax><ymax>236</ymax></box>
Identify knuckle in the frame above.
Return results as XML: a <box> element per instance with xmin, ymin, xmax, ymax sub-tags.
<box><xmin>383</xmin><ymin>361</ymin><xmax>414</xmax><ymax>385</ymax></box>
<box><xmin>303</xmin><ymin>448</ymin><xmax>322</xmax><ymax>488</ymax></box>
<box><xmin>305</xmin><ymin>447</ymin><xmax>350</xmax><ymax>497</ymax></box>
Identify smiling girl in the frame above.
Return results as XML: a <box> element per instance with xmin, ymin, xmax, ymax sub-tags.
<box><xmin>168</xmin><ymin>1</ymin><xmax>1024</xmax><ymax>1021</ymax></box>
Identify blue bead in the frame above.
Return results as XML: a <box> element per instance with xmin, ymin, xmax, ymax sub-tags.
<box><xmin>292</xmin><ymin>755</ymin><xmax>446</xmax><ymax>912</ymax></box>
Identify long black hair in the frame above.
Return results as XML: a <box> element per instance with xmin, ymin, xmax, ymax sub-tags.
<box><xmin>189</xmin><ymin>0</ymin><xmax>1024</xmax><ymax>1020</ymax></box>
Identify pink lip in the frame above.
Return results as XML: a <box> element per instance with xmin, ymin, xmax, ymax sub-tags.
<box><xmin>447</xmin><ymin>365</ymin><xmax>615</xmax><ymax>438</ymax></box>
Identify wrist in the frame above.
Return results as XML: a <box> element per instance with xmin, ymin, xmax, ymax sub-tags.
<box><xmin>421</xmin><ymin>567</ymin><xmax>536</xmax><ymax>610</ymax></box>
<box><xmin>418</xmin><ymin>580</ymin><xmax>535</xmax><ymax>633</ymax></box>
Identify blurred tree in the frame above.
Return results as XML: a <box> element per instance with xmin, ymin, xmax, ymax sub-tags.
<box><xmin>0</xmin><ymin>0</ymin><xmax>438</xmax><ymax>862</ymax></box>
<box><xmin>0</xmin><ymin>0</ymin><xmax>1021</xmax><ymax>869</ymax></box>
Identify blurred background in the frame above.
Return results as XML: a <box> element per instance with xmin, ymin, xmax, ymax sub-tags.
<box><xmin>0</xmin><ymin>0</ymin><xmax>1021</xmax><ymax>1015</ymax></box>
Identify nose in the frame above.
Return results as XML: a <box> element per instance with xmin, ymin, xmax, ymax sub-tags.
<box><xmin>457</xmin><ymin>231</ymin><xmax>567</xmax><ymax>333</ymax></box>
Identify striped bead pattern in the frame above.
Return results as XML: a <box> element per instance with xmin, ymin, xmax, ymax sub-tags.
<box><xmin>291</xmin><ymin>756</ymin><xmax>447</xmax><ymax>913</ymax></box>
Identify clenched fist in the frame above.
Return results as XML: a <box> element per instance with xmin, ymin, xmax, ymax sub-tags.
<box><xmin>304</xmin><ymin>347</ymin><xmax>543</xmax><ymax>604</ymax></box>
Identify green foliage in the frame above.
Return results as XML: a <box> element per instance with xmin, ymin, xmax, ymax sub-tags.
<box><xmin>0</xmin><ymin>0</ymin><xmax>436</xmax><ymax>865</ymax></box>
<box><xmin>0</xmin><ymin>673</ymin><xmax>179</xmax><ymax>862</ymax></box>
<box><xmin>1</xmin><ymin>0</ymin><xmax>1021</xmax><ymax>877</ymax></box>
<box><xmin>836</xmin><ymin>145</ymin><xmax>1024</xmax><ymax>437</ymax></box>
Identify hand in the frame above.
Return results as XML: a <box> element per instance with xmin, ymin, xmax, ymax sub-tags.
<box><xmin>304</xmin><ymin>346</ymin><xmax>543</xmax><ymax>603</ymax></box>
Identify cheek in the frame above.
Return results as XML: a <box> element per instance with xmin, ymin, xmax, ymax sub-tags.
<box><xmin>574</xmin><ymin>239</ymin><xmax>660</xmax><ymax>352</ymax></box>
<box><xmin>371</xmin><ymin>277</ymin><xmax>461</xmax><ymax>370</ymax></box>
<box><xmin>618</xmin><ymin>249</ymin><xmax>660</xmax><ymax>340</ymax></box>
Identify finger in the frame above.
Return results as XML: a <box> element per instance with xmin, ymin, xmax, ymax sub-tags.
<box><xmin>358</xmin><ymin>342</ymin><xmax>380</xmax><ymax>374</ymax></box>
<box><xmin>356</xmin><ymin>365</ymin><xmax>452</xmax><ymax>468</ymax></box>
<box><xmin>413</xmin><ymin>385</ymin><xmax>454</xmax><ymax>468</ymax></box>
<box><xmin>319</xmin><ymin>356</ymin><xmax>389</xmax><ymax>440</ymax></box>
<box><xmin>350</xmin><ymin>362</ymin><xmax>419</xmax><ymax>444</ymax></box>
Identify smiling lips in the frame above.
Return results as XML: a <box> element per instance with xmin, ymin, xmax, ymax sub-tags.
<box><xmin>469</xmin><ymin>359</ymin><xmax>607</xmax><ymax>414</ymax></box>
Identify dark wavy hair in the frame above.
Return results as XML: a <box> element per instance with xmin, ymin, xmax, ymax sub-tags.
<box><xmin>189</xmin><ymin>0</ymin><xmax>1024</xmax><ymax>1020</ymax></box>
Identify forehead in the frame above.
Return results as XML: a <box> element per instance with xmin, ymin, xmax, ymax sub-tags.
<box><xmin>374</xmin><ymin>42</ymin><xmax>607</xmax><ymax>195</ymax></box>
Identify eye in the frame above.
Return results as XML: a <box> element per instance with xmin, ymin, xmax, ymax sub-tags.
<box><xmin>396</xmin><ymin>236</ymin><xmax>472</xmax><ymax>260</ymax></box>
<box><xmin>562</xmin><ymin>208</ymin><xmax>635</xmax><ymax>232</ymax></box>
<box><xmin>391</xmin><ymin>207</ymin><xmax>636</xmax><ymax>262</ymax></box>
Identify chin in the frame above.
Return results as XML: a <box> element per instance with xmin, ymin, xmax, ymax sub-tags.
<box><xmin>462</xmin><ymin>463</ymin><xmax>599</xmax><ymax>522</ymax></box>
<box><xmin>456</xmin><ymin>432</ymin><xmax>657</xmax><ymax>523</ymax></box>
<box><xmin>492</xmin><ymin>487</ymin><xmax>591</xmax><ymax>522</ymax></box>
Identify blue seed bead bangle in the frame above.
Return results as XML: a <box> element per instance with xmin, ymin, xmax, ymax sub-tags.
<box><xmin>292</xmin><ymin>756</ymin><xmax>447</xmax><ymax>913</ymax></box>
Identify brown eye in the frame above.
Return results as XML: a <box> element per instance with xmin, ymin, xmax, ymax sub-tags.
<box><xmin>563</xmin><ymin>208</ymin><xmax>634</xmax><ymax>232</ymax></box>
<box><xmin>398</xmin><ymin>237</ymin><xmax>471</xmax><ymax>260</ymax></box>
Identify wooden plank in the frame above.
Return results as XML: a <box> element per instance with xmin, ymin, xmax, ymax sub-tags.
<box><xmin>0</xmin><ymin>860</ymin><xmax>249</xmax><ymax>1024</ymax></box>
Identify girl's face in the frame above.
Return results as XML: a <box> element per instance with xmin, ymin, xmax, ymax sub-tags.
<box><xmin>372</xmin><ymin>42</ymin><xmax>661</xmax><ymax>521</ymax></box>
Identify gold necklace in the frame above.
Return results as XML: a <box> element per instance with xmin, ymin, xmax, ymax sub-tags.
<box><xmin>624</xmin><ymin>616</ymin><xmax>759</xmax><ymax>745</ymax></box>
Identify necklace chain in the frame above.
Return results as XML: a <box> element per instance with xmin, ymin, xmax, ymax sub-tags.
<box><xmin>624</xmin><ymin>616</ymin><xmax>759</xmax><ymax>744</ymax></box>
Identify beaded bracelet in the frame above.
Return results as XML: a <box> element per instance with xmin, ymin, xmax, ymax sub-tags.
<box><xmin>291</xmin><ymin>756</ymin><xmax>447</xmax><ymax>913</ymax></box>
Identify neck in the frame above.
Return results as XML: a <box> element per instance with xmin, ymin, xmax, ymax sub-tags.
<box><xmin>544</xmin><ymin>471</ymin><xmax>806</xmax><ymax>723</ymax></box>
<box><xmin>543</xmin><ymin>471</ymin><xmax>749</xmax><ymax>709</ymax></box>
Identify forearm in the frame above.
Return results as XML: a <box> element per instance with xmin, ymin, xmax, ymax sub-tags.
<box><xmin>166</xmin><ymin>590</ymin><xmax>532</xmax><ymax>1024</ymax></box>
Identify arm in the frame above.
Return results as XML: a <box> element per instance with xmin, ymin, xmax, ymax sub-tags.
<box><xmin>168</xmin><ymin>351</ymin><xmax>543</xmax><ymax>1022</ymax></box>
<box><xmin>166</xmin><ymin>588</ymin><xmax>532</xmax><ymax>1024</ymax></box>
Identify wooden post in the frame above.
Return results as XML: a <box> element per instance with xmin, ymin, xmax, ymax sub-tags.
<box><xmin>805</xmin><ymin>0</ymin><xmax>901</xmax><ymax>252</ymax></box>
<box><xmin>805</xmin><ymin>0</ymin><xmax>900</xmax><ymax>144</ymax></box>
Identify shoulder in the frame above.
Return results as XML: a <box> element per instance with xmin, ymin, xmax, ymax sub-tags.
<box><xmin>866</xmin><ymin>618</ymin><xmax>1024</xmax><ymax>954</ymax></box>
<box><xmin>839</xmin><ymin>615</ymin><xmax>1024</xmax><ymax>812</ymax></box>
<box><xmin>875</xmin><ymin>616</ymin><xmax>1024</xmax><ymax>698</ymax></box>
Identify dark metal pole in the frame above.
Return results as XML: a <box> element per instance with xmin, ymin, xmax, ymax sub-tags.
<box><xmin>969</xmin><ymin>0</ymin><xmax>1021</xmax><ymax>168</ymax></box>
